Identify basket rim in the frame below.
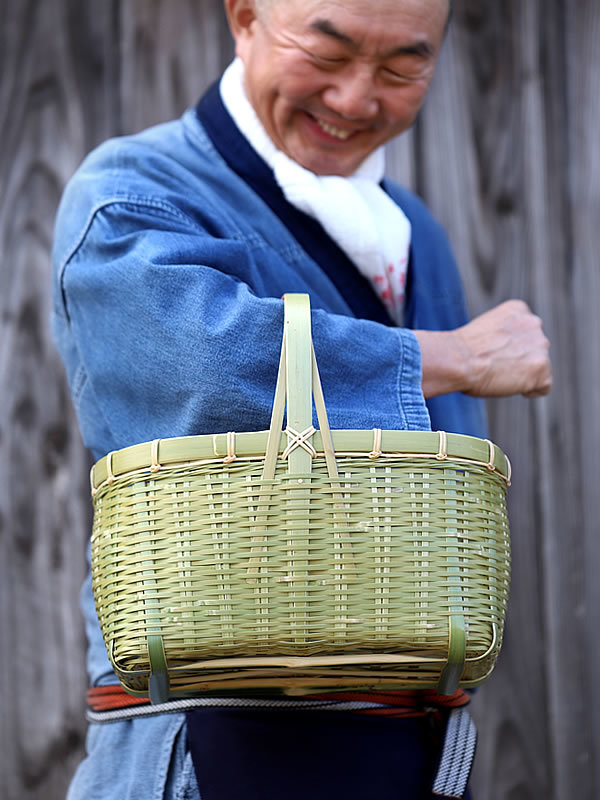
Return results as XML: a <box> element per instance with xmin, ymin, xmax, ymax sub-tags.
<box><xmin>90</xmin><ymin>428</ymin><xmax>511</xmax><ymax>495</ymax></box>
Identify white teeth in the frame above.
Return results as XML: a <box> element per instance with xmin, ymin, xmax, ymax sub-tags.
<box><xmin>316</xmin><ymin>118</ymin><xmax>352</xmax><ymax>140</ymax></box>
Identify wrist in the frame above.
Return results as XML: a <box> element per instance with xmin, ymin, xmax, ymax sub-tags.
<box><xmin>413</xmin><ymin>328</ymin><xmax>472</xmax><ymax>398</ymax></box>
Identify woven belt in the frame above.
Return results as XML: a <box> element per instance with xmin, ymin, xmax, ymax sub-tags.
<box><xmin>86</xmin><ymin>686</ymin><xmax>475</xmax><ymax>798</ymax></box>
<box><xmin>432</xmin><ymin>708</ymin><xmax>477</xmax><ymax>798</ymax></box>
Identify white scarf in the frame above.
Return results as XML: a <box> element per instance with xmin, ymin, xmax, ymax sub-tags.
<box><xmin>220</xmin><ymin>59</ymin><xmax>411</xmax><ymax>323</ymax></box>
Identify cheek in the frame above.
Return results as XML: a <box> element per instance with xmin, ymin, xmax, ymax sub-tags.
<box><xmin>384</xmin><ymin>82</ymin><xmax>431</xmax><ymax>128</ymax></box>
<box><xmin>273</xmin><ymin>58</ymin><xmax>327</xmax><ymax>104</ymax></box>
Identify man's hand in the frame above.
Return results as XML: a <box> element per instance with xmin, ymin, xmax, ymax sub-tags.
<box><xmin>414</xmin><ymin>300</ymin><xmax>553</xmax><ymax>399</ymax></box>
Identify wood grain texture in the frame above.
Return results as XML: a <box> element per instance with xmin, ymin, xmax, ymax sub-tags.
<box><xmin>564</xmin><ymin>0</ymin><xmax>600</xmax><ymax>794</ymax></box>
<box><xmin>0</xmin><ymin>2</ymin><xmax>117</xmax><ymax>798</ymax></box>
<box><xmin>120</xmin><ymin>0</ymin><xmax>234</xmax><ymax>133</ymax></box>
<box><xmin>1</xmin><ymin>0</ymin><xmax>597</xmax><ymax>798</ymax></box>
<box><xmin>415</xmin><ymin>1</ymin><xmax>599</xmax><ymax>797</ymax></box>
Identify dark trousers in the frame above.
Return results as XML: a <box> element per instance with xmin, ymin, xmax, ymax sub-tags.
<box><xmin>186</xmin><ymin>708</ymin><xmax>470</xmax><ymax>799</ymax></box>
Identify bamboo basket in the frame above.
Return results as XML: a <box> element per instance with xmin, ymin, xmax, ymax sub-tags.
<box><xmin>90</xmin><ymin>294</ymin><xmax>511</xmax><ymax>704</ymax></box>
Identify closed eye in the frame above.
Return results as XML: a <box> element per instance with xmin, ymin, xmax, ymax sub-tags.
<box><xmin>382</xmin><ymin>62</ymin><xmax>429</xmax><ymax>83</ymax></box>
<box><xmin>383</xmin><ymin>68</ymin><xmax>413</xmax><ymax>81</ymax></box>
<box><xmin>311</xmin><ymin>53</ymin><xmax>347</xmax><ymax>65</ymax></box>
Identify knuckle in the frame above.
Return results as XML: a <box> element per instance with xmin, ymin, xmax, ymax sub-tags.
<box><xmin>539</xmin><ymin>363</ymin><xmax>553</xmax><ymax>392</ymax></box>
<box><xmin>509</xmin><ymin>299</ymin><xmax>530</xmax><ymax>314</ymax></box>
<box><xmin>529</xmin><ymin>315</ymin><xmax>548</xmax><ymax>340</ymax></box>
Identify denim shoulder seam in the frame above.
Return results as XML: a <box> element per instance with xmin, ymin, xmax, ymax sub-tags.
<box><xmin>59</xmin><ymin>196</ymin><xmax>194</xmax><ymax>275</ymax></box>
<box><xmin>57</xmin><ymin>196</ymin><xmax>206</xmax><ymax>322</ymax></box>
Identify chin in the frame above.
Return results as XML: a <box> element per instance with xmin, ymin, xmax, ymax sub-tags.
<box><xmin>294</xmin><ymin>151</ymin><xmax>359</xmax><ymax>177</ymax></box>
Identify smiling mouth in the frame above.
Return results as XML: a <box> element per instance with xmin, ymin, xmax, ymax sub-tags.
<box><xmin>314</xmin><ymin>117</ymin><xmax>354</xmax><ymax>141</ymax></box>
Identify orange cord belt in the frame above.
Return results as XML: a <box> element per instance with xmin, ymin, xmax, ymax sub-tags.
<box><xmin>87</xmin><ymin>684</ymin><xmax>470</xmax><ymax>722</ymax></box>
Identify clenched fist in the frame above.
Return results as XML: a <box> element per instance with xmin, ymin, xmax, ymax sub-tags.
<box><xmin>415</xmin><ymin>300</ymin><xmax>553</xmax><ymax>399</ymax></box>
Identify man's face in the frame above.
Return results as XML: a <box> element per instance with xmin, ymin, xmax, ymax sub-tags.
<box><xmin>229</xmin><ymin>0</ymin><xmax>449</xmax><ymax>176</ymax></box>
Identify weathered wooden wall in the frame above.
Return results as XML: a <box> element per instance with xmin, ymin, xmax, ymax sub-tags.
<box><xmin>1</xmin><ymin>1</ymin><xmax>597</xmax><ymax>798</ymax></box>
<box><xmin>422</xmin><ymin>5</ymin><xmax>600</xmax><ymax>797</ymax></box>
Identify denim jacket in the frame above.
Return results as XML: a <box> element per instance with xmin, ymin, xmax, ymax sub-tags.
<box><xmin>52</xmin><ymin>99</ymin><xmax>485</xmax><ymax>799</ymax></box>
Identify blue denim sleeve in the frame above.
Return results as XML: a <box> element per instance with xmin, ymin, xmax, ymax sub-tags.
<box><xmin>54</xmin><ymin>199</ymin><xmax>430</xmax><ymax>459</ymax></box>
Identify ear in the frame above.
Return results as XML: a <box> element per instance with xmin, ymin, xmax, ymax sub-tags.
<box><xmin>224</xmin><ymin>0</ymin><xmax>259</xmax><ymax>53</ymax></box>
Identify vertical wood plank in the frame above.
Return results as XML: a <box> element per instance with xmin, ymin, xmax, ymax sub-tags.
<box><xmin>0</xmin><ymin>1</ymin><xmax>119</xmax><ymax>797</ymax></box>
<box><xmin>120</xmin><ymin>0</ymin><xmax>234</xmax><ymax>134</ymax></box>
<box><xmin>414</xmin><ymin>9</ymin><xmax>553</xmax><ymax>796</ymax></box>
<box><xmin>566</xmin><ymin>0</ymin><xmax>600</xmax><ymax>792</ymax></box>
<box><xmin>395</xmin><ymin>1</ymin><xmax>599</xmax><ymax>796</ymax></box>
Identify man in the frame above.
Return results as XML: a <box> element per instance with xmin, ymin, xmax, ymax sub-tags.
<box><xmin>52</xmin><ymin>0</ymin><xmax>551</xmax><ymax>798</ymax></box>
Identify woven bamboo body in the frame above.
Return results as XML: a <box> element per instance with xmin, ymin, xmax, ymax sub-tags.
<box><xmin>90</xmin><ymin>295</ymin><xmax>511</xmax><ymax>702</ymax></box>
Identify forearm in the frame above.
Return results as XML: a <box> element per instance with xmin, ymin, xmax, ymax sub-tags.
<box><xmin>56</xmin><ymin>203</ymin><xmax>432</xmax><ymax>454</ymax></box>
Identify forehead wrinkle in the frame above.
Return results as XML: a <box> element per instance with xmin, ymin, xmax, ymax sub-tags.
<box><xmin>309</xmin><ymin>17</ymin><xmax>435</xmax><ymax>60</ymax></box>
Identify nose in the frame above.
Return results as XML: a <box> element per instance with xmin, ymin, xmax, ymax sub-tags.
<box><xmin>321</xmin><ymin>65</ymin><xmax>379</xmax><ymax>121</ymax></box>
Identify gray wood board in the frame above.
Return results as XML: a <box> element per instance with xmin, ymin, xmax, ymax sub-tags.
<box><xmin>420</xmin><ymin>3</ymin><xmax>599</xmax><ymax>797</ymax></box>
<box><xmin>0</xmin><ymin>2</ymin><xmax>113</xmax><ymax>798</ymax></box>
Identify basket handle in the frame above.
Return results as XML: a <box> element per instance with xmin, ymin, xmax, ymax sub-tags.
<box><xmin>262</xmin><ymin>294</ymin><xmax>339</xmax><ymax>482</ymax></box>
<box><xmin>246</xmin><ymin>295</ymin><xmax>353</xmax><ymax>581</ymax></box>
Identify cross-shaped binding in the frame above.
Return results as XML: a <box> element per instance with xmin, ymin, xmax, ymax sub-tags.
<box><xmin>282</xmin><ymin>425</ymin><xmax>317</xmax><ymax>460</ymax></box>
